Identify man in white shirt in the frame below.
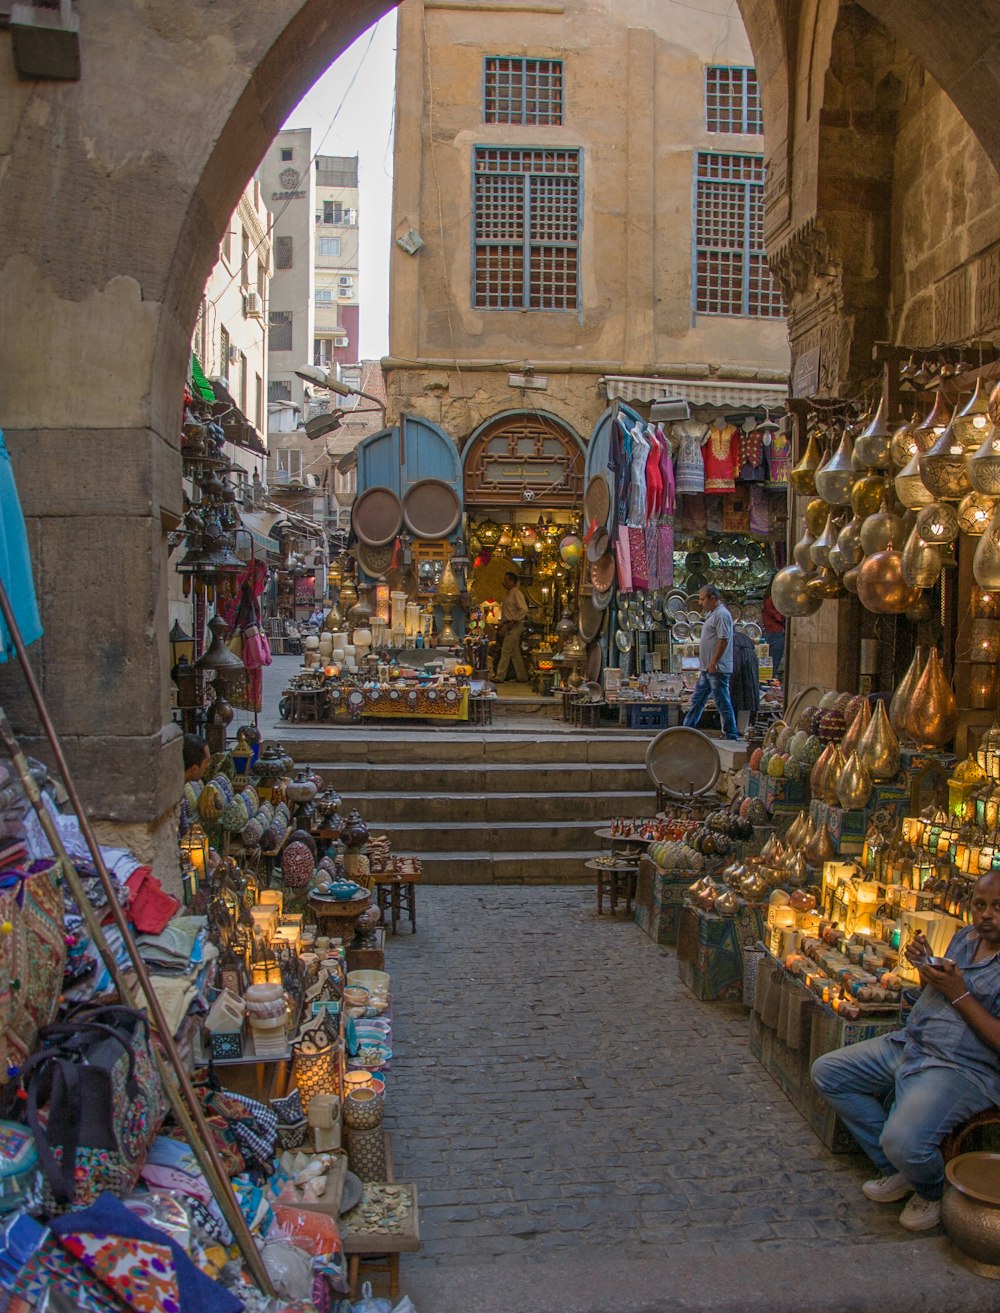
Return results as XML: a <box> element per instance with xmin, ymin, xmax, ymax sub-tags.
<box><xmin>495</xmin><ymin>571</ymin><xmax>529</xmax><ymax>682</ymax></box>
<box><xmin>682</xmin><ymin>584</ymin><xmax>739</xmax><ymax>740</ymax></box>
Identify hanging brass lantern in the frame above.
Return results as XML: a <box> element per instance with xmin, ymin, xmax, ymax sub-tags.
<box><xmin>810</xmin><ymin>744</ymin><xmax>835</xmax><ymax>797</ymax></box>
<box><xmin>858</xmin><ymin>699</ymin><xmax>901</xmax><ymax>779</ymax></box>
<box><xmin>827</xmin><ymin>543</ymin><xmax>849</xmax><ymax>575</ymax></box>
<box><xmin>890</xmin><ymin>646</ymin><xmax>928</xmax><ymax>738</ymax></box>
<box><xmin>810</xmin><ymin>513</ymin><xmax>841</xmax><ymax>568</ymax></box>
<box><xmin>814</xmin><ymin>429</ymin><xmax>856</xmax><ymax>505</ymax></box>
<box><xmin>914</xmin><ymin>391</ymin><xmax>953</xmax><ymax>447</ymax></box>
<box><xmin>901</xmin><ymin>525</ymin><xmax>943</xmax><ymax>589</ymax></box>
<box><xmin>793</xmin><ymin>528</ymin><xmax>817</xmax><ymax>569</ymax></box>
<box><xmin>918</xmin><ymin>419</ymin><xmax>973</xmax><ymax>502</ymax></box>
<box><xmin>853</xmin><ymin>397</ymin><xmax>893</xmax><ymax>469</ymax></box>
<box><xmin>895</xmin><ymin>448</ymin><xmax>936</xmax><ymax>509</ymax></box>
<box><xmin>966</xmin><ymin>425</ymin><xmax>1000</xmax><ymax>496</ymax></box>
<box><xmin>954</xmin><ymin>375</ymin><xmax>993</xmax><ymax>448</ymax></box>
<box><xmin>914</xmin><ymin>501</ymin><xmax>960</xmax><ymax>544</ymax></box>
<box><xmin>770</xmin><ymin>564</ymin><xmax>823</xmax><ymax>617</ymax></box>
<box><xmin>790</xmin><ymin>432</ymin><xmax>823</xmax><ymax>495</ymax></box>
<box><xmin>857</xmin><ymin>550</ymin><xmax>920</xmax><ymax>614</ymax></box>
<box><xmin>842</xmin><ymin>566</ymin><xmax>860</xmax><ymax>594</ymax></box>
<box><xmin>837</xmin><ymin>751</ymin><xmax>874</xmax><ymax>810</ymax></box>
<box><xmin>859</xmin><ymin>504</ymin><xmax>906</xmax><ymax>556</ymax></box>
<box><xmin>851</xmin><ymin>474</ymin><xmax>888</xmax><ymax>520</ymax></box>
<box><xmin>822</xmin><ymin>745</ymin><xmax>846</xmax><ymax>806</ymax></box>
<box><xmin>890</xmin><ymin>412</ymin><xmax>923</xmax><ymax>469</ymax></box>
<box><xmin>989</xmin><ymin>380</ymin><xmax>1000</xmax><ymax>426</ymax></box>
<box><xmin>973</xmin><ymin>501</ymin><xmax>1000</xmax><ymax>589</ymax></box>
<box><xmin>805</xmin><ymin>497</ymin><xmax>831</xmax><ymax>536</ymax></box>
<box><xmin>840</xmin><ymin>699</ymin><xmax>872</xmax><ymax>761</ymax></box>
<box><xmin>958</xmin><ymin>491</ymin><xmax>997</xmax><ymax>537</ymax></box>
<box><xmin>908</xmin><ymin>649</ymin><xmax>957</xmax><ymax>750</ymax></box>
<box><xmin>836</xmin><ymin>516</ymin><xmax>865</xmax><ymax>567</ymax></box>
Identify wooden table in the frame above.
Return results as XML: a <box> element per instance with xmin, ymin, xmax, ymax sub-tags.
<box><xmin>340</xmin><ymin>1135</ymin><xmax>420</xmax><ymax>1300</ymax></box>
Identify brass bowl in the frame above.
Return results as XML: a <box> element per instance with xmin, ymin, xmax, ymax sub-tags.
<box><xmin>943</xmin><ymin>1153</ymin><xmax>1000</xmax><ymax>1276</ymax></box>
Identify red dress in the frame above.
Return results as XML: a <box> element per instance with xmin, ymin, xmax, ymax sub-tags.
<box><xmin>703</xmin><ymin>425</ymin><xmax>739</xmax><ymax>494</ymax></box>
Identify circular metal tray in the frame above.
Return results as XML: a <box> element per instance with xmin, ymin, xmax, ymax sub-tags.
<box><xmin>645</xmin><ymin>727</ymin><xmax>721</xmax><ymax>798</ymax></box>
<box><xmin>352</xmin><ymin>487</ymin><xmax>403</xmax><ymax>547</ymax></box>
<box><xmin>583</xmin><ymin>474</ymin><xmax>611</xmax><ymax>530</ymax></box>
<box><xmin>578</xmin><ymin>594</ymin><xmax>606</xmax><ymax>643</ymax></box>
<box><xmin>402</xmin><ymin>479</ymin><xmax>461</xmax><ymax>539</ymax></box>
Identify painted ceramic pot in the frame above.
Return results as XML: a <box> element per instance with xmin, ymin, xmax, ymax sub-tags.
<box><xmin>343</xmin><ymin>1087</ymin><xmax>385</xmax><ymax>1131</ymax></box>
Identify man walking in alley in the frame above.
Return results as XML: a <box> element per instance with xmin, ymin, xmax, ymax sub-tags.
<box><xmin>495</xmin><ymin>571</ymin><xmax>529</xmax><ymax>683</ymax></box>
<box><xmin>682</xmin><ymin>584</ymin><xmax>739</xmax><ymax>740</ymax></box>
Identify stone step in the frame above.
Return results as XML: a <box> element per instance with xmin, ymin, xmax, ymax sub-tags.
<box><xmin>343</xmin><ymin>789</ymin><xmax>652</xmax><ymax>823</ymax></box>
<box><xmin>410</xmin><ymin>849</ymin><xmax>597</xmax><ymax>884</ymax></box>
<box><xmin>371</xmin><ymin>818</ymin><xmax>621</xmax><ymax>853</ymax></box>
<box><xmin>284</xmin><ymin>732</ymin><xmax>653</xmax><ymax>766</ymax></box>
<box><xmin>312</xmin><ymin>761</ymin><xmax>652</xmax><ymax>793</ymax></box>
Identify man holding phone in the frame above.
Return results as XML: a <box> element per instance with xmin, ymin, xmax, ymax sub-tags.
<box><xmin>811</xmin><ymin>871</ymin><xmax>1000</xmax><ymax>1231</ymax></box>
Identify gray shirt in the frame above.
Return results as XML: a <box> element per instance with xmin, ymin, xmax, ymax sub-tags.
<box><xmin>699</xmin><ymin>603</ymin><xmax>733</xmax><ymax>674</ymax></box>
<box><xmin>890</xmin><ymin>926</ymin><xmax>1000</xmax><ymax>1104</ymax></box>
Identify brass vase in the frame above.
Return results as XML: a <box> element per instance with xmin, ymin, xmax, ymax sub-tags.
<box><xmin>890</xmin><ymin>646</ymin><xmax>927</xmax><ymax>739</ymax></box>
<box><xmin>909</xmin><ymin>649</ymin><xmax>957</xmax><ymax>749</ymax></box>
<box><xmin>857</xmin><ymin>550</ymin><xmax>920</xmax><ymax>614</ymax></box>
<box><xmin>837</xmin><ymin>750</ymin><xmax>874</xmax><ymax>810</ymax></box>
<box><xmin>805</xmin><ymin>822</ymin><xmax>836</xmax><ymax>866</ymax></box>
<box><xmin>822</xmin><ymin>746</ymin><xmax>846</xmax><ymax>806</ymax></box>
<box><xmin>810</xmin><ymin>744</ymin><xmax>835</xmax><ymax>798</ymax></box>
<box><xmin>858</xmin><ymin>699</ymin><xmax>901</xmax><ymax>780</ymax></box>
<box><xmin>840</xmin><ymin>700</ymin><xmax>872</xmax><ymax>760</ymax></box>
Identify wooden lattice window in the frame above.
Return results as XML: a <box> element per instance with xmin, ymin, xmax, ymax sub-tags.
<box><xmin>705</xmin><ymin>67</ymin><xmax>763</xmax><ymax>135</ymax></box>
<box><xmin>463</xmin><ymin>414</ymin><xmax>584</xmax><ymax>507</ymax></box>
<box><xmin>694</xmin><ymin>153</ymin><xmax>783</xmax><ymax>319</ymax></box>
<box><xmin>484</xmin><ymin>58</ymin><xmax>564</xmax><ymax>125</ymax></box>
<box><xmin>473</xmin><ymin>148</ymin><xmax>580</xmax><ymax>311</ymax></box>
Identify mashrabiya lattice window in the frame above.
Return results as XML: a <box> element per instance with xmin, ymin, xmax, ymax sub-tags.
<box><xmin>483</xmin><ymin>58</ymin><xmax>563</xmax><ymax>125</ymax></box>
<box><xmin>705</xmin><ymin>66</ymin><xmax>763</xmax><ymax>135</ymax></box>
<box><xmin>473</xmin><ymin>147</ymin><xmax>580</xmax><ymax>311</ymax></box>
<box><xmin>694</xmin><ymin>153</ymin><xmax>783</xmax><ymax>319</ymax></box>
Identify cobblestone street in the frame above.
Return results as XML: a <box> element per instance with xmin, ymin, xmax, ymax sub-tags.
<box><xmin>384</xmin><ymin>886</ymin><xmax>995</xmax><ymax>1312</ymax></box>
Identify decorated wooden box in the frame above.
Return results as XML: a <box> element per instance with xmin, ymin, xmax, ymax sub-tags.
<box><xmin>634</xmin><ymin>857</ymin><xmax>694</xmax><ymax>946</ymax></box>
<box><xmin>676</xmin><ymin>902</ymin><xmax>767</xmax><ymax>1002</ymax></box>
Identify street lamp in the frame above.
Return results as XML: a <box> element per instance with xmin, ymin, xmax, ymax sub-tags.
<box><xmin>294</xmin><ymin>366</ymin><xmax>387</xmax><ymax>421</ymax></box>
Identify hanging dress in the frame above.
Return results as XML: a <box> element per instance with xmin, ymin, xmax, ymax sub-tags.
<box><xmin>0</xmin><ymin>430</ymin><xmax>43</xmax><ymax>662</ymax></box>
<box><xmin>704</xmin><ymin>424</ymin><xmax>739</xmax><ymax>494</ymax></box>
<box><xmin>626</xmin><ymin>423</ymin><xmax>650</xmax><ymax>528</ymax></box>
<box><xmin>674</xmin><ymin>424</ymin><xmax>707</xmax><ymax>495</ymax></box>
<box><xmin>738</xmin><ymin>428</ymin><xmax>767</xmax><ymax>482</ymax></box>
<box><xmin>767</xmin><ymin>433</ymin><xmax>790</xmax><ymax>485</ymax></box>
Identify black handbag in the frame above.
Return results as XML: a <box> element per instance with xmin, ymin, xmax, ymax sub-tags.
<box><xmin>21</xmin><ymin>1004</ymin><xmax>166</xmax><ymax>1212</ymax></box>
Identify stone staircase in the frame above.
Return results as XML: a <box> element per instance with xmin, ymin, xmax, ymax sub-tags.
<box><xmin>289</xmin><ymin>730</ymin><xmax>657</xmax><ymax>884</ymax></box>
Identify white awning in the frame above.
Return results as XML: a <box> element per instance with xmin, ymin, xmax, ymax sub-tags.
<box><xmin>601</xmin><ymin>375</ymin><xmax>788</xmax><ymax>410</ymax></box>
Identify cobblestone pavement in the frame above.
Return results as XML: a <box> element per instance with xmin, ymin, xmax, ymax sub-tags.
<box><xmin>386</xmin><ymin>885</ymin><xmax>912</xmax><ymax>1275</ymax></box>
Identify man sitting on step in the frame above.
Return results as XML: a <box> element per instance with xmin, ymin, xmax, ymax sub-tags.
<box><xmin>811</xmin><ymin>870</ymin><xmax>1000</xmax><ymax>1232</ymax></box>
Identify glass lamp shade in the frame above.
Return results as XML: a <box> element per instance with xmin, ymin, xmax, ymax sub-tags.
<box><xmin>859</xmin><ymin>505</ymin><xmax>906</xmax><ymax>555</ymax></box>
<box><xmin>953</xmin><ymin>375</ymin><xmax>993</xmax><ymax>448</ymax></box>
<box><xmin>901</xmin><ymin>525</ymin><xmax>943</xmax><ymax>589</ymax></box>
<box><xmin>914</xmin><ymin>391</ymin><xmax>953</xmax><ymax>446</ymax></box>
<box><xmin>895</xmin><ymin>450</ymin><xmax>936</xmax><ymax>508</ymax></box>
<box><xmin>966</xmin><ymin>426</ymin><xmax>1000</xmax><ymax>495</ymax></box>
<box><xmin>790</xmin><ymin>433</ymin><xmax>823</xmax><ymax>495</ymax></box>
<box><xmin>475</xmin><ymin>517</ymin><xmax>503</xmax><ymax>548</ymax></box>
<box><xmin>958</xmin><ymin>492</ymin><xmax>996</xmax><ymax>536</ymax></box>
<box><xmin>918</xmin><ymin>420</ymin><xmax>973</xmax><ymax>501</ymax></box>
<box><xmin>836</xmin><ymin>516</ymin><xmax>865</xmax><ymax>567</ymax></box>
<box><xmin>814</xmin><ymin>430</ymin><xmax>856</xmax><ymax>505</ymax></box>
<box><xmin>974</xmin><ymin>503</ymin><xmax>1000</xmax><ymax>589</ymax></box>
<box><xmin>853</xmin><ymin>397</ymin><xmax>893</xmax><ymax>469</ymax></box>
<box><xmin>914</xmin><ymin>501</ymin><xmax>960</xmax><ymax>544</ymax></box>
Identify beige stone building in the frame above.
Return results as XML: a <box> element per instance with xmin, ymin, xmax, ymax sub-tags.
<box><xmin>385</xmin><ymin>0</ymin><xmax>790</xmax><ymax>461</ymax></box>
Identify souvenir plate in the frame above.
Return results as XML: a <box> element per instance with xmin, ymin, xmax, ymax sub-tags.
<box><xmin>664</xmin><ymin>590</ymin><xmax>687</xmax><ymax>618</ymax></box>
<box><xmin>615</xmin><ymin>628</ymin><xmax>632</xmax><ymax>652</ymax></box>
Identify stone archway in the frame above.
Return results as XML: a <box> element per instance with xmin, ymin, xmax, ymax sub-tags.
<box><xmin>0</xmin><ymin>0</ymin><xmax>393</xmax><ymax>865</ymax></box>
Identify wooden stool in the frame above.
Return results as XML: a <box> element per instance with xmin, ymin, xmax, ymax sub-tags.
<box><xmin>590</xmin><ymin>862</ymin><xmax>637</xmax><ymax>915</ymax></box>
<box><xmin>469</xmin><ymin>696</ymin><xmax>493</xmax><ymax>725</ymax></box>
<box><xmin>342</xmin><ymin>1136</ymin><xmax>420</xmax><ymax>1301</ymax></box>
<box><xmin>291</xmin><ymin>688</ymin><xmax>327</xmax><ymax>721</ymax></box>
<box><xmin>374</xmin><ymin>875</ymin><xmax>418</xmax><ymax>934</ymax></box>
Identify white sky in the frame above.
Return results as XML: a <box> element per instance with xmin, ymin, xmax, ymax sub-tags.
<box><xmin>282</xmin><ymin>14</ymin><xmax>398</xmax><ymax>361</ymax></box>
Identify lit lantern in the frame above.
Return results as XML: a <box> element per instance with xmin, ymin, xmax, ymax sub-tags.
<box><xmin>180</xmin><ymin>824</ymin><xmax>210</xmax><ymax>903</ymax></box>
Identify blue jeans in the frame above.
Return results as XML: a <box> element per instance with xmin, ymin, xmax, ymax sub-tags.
<box><xmin>765</xmin><ymin>631</ymin><xmax>785</xmax><ymax>675</ymax></box>
<box><xmin>683</xmin><ymin>671</ymin><xmax>738</xmax><ymax>739</ymax></box>
<box><xmin>811</xmin><ymin>1034</ymin><xmax>992</xmax><ymax>1199</ymax></box>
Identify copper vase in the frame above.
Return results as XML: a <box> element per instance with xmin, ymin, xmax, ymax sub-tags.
<box><xmin>805</xmin><ymin>822</ymin><xmax>836</xmax><ymax>866</ymax></box>
<box><xmin>909</xmin><ymin>649</ymin><xmax>957</xmax><ymax>750</ymax></box>
<box><xmin>837</xmin><ymin>750</ymin><xmax>874</xmax><ymax>810</ymax></box>
<box><xmin>858</xmin><ymin>699</ymin><xmax>901</xmax><ymax>780</ymax></box>
<box><xmin>890</xmin><ymin>646</ymin><xmax>928</xmax><ymax>739</ymax></box>
<box><xmin>840</xmin><ymin>700</ymin><xmax>872</xmax><ymax>761</ymax></box>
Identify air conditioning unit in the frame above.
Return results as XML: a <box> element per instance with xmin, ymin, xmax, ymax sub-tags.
<box><xmin>244</xmin><ymin>290</ymin><xmax>264</xmax><ymax>320</ymax></box>
<box><xmin>338</xmin><ymin>276</ymin><xmax>354</xmax><ymax>288</ymax></box>
<box><xmin>228</xmin><ymin>345</ymin><xmax>240</xmax><ymax>364</ymax></box>
<box><xmin>304</xmin><ymin>473</ymin><xmax>320</xmax><ymax>489</ymax></box>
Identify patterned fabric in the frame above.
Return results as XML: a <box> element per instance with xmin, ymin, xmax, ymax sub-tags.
<box><xmin>0</xmin><ymin>860</ymin><xmax>66</xmax><ymax>1082</ymax></box>
<box><xmin>738</xmin><ymin>429</ymin><xmax>766</xmax><ymax>481</ymax></box>
<box><xmin>627</xmin><ymin>528</ymin><xmax>649</xmax><ymax>590</ymax></box>
<box><xmin>9</xmin><ymin>1234</ymin><xmax>118</xmax><ymax>1312</ymax></box>
<box><xmin>767</xmin><ymin>433</ymin><xmax>790</xmax><ymax>484</ymax></box>
<box><xmin>750</xmin><ymin>484</ymin><xmax>771</xmax><ymax>535</ymax></box>
<box><xmin>704</xmin><ymin>425</ymin><xmax>739</xmax><ymax>494</ymax></box>
<box><xmin>674</xmin><ymin>427</ymin><xmax>706</xmax><ymax>495</ymax></box>
<box><xmin>59</xmin><ymin>1233</ymin><xmax>181</xmax><ymax>1313</ymax></box>
<box><xmin>614</xmin><ymin>527</ymin><xmax>632</xmax><ymax>592</ymax></box>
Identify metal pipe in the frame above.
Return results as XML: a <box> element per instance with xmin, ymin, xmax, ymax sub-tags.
<box><xmin>0</xmin><ymin>579</ymin><xmax>274</xmax><ymax>1297</ymax></box>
